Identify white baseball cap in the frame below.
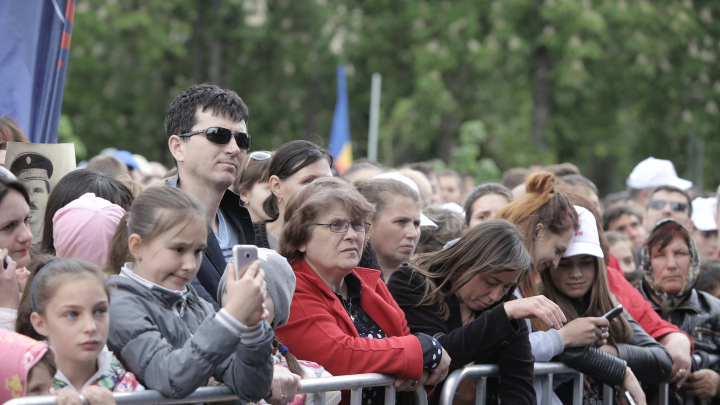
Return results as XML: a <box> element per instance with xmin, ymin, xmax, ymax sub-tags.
<box><xmin>372</xmin><ymin>172</ymin><xmax>438</xmax><ymax>229</ymax></box>
<box><xmin>691</xmin><ymin>197</ymin><xmax>718</xmax><ymax>232</ymax></box>
<box><xmin>439</xmin><ymin>202</ymin><xmax>465</xmax><ymax>217</ymax></box>
<box><xmin>626</xmin><ymin>157</ymin><xmax>693</xmax><ymax>190</ymax></box>
<box><xmin>563</xmin><ymin>206</ymin><xmax>604</xmax><ymax>258</ymax></box>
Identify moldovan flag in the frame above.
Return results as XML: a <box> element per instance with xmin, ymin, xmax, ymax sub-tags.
<box><xmin>0</xmin><ymin>0</ymin><xmax>75</xmax><ymax>143</ymax></box>
<box><xmin>329</xmin><ymin>65</ymin><xmax>352</xmax><ymax>174</ymax></box>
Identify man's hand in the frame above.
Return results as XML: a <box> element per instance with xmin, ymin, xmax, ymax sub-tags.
<box><xmin>684</xmin><ymin>369</ymin><xmax>720</xmax><ymax>399</ymax></box>
<box><xmin>657</xmin><ymin>332</ymin><xmax>692</xmax><ymax>387</ymax></box>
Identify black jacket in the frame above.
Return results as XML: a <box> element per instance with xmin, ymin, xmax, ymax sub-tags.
<box><xmin>166</xmin><ymin>175</ymin><xmax>256</xmax><ymax>310</ymax></box>
<box><xmin>639</xmin><ymin>286</ymin><xmax>720</xmax><ymax>404</ymax></box>
<box><xmin>387</xmin><ymin>266</ymin><xmax>536</xmax><ymax>405</ymax></box>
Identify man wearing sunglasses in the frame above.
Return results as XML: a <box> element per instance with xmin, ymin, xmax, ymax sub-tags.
<box><xmin>164</xmin><ymin>84</ymin><xmax>256</xmax><ymax>310</ymax></box>
<box><xmin>645</xmin><ymin>185</ymin><xmax>694</xmax><ymax>233</ymax></box>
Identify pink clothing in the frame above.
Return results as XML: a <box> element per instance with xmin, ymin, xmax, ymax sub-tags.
<box><xmin>52</xmin><ymin>193</ymin><xmax>125</xmax><ymax>268</ymax></box>
<box><xmin>0</xmin><ymin>329</ymin><xmax>54</xmax><ymax>403</ymax></box>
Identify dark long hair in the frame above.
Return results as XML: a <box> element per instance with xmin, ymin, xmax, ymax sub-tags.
<box><xmin>263</xmin><ymin>140</ymin><xmax>332</xmax><ymax>221</ymax></box>
<box><xmin>410</xmin><ymin>219</ymin><xmax>533</xmax><ymax>320</ymax></box>
<box><xmin>41</xmin><ymin>170</ymin><xmax>134</xmax><ymax>254</ymax></box>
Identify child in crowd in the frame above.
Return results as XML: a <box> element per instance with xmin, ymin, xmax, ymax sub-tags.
<box><xmin>14</xmin><ymin>257</ymin><xmax>143</xmax><ymax>393</ymax></box>
<box><xmin>51</xmin><ymin>193</ymin><xmax>126</xmax><ymax>271</ymax></box>
<box><xmin>217</xmin><ymin>248</ymin><xmax>336</xmax><ymax>405</ymax></box>
<box><xmin>105</xmin><ymin>186</ymin><xmax>274</xmax><ymax>400</ymax></box>
<box><xmin>697</xmin><ymin>259</ymin><xmax>720</xmax><ymax>299</ymax></box>
<box><xmin>1</xmin><ymin>328</ymin><xmax>117</xmax><ymax>405</ymax></box>
<box><xmin>605</xmin><ymin>231</ymin><xmax>643</xmax><ymax>287</ymax></box>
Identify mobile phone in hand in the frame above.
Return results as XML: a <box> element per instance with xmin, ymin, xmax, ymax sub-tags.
<box><xmin>232</xmin><ymin>245</ymin><xmax>258</xmax><ymax>279</ymax></box>
<box><xmin>3</xmin><ymin>255</ymin><xmax>11</xmax><ymax>270</ymax></box>
<box><xmin>602</xmin><ymin>304</ymin><xmax>623</xmax><ymax>321</ymax></box>
<box><xmin>625</xmin><ymin>390</ymin><xmax>638</xmax><ymax>405</ymax></box>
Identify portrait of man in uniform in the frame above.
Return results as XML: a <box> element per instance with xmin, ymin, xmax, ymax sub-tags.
<box><xmin>9</xmin><ymin>152</ymin><xmax>54</xmax><ymax>241</ymax></box>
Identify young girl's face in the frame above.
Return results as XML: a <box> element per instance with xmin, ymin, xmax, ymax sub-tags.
<box><xmin>25</xmin><ymin>361</ymin><xmax>53</xmax><ymax>396</ymax></box>
<box><xmin>33</xmin><ymin>275</ymin><xmax>109</xmax><ymax>367</ymax></box>
<box><xmin>133</xmin><ymin>218</ymin><xmax>207</xmax><ymax>291</ymax></box>
<box><xmin>550</xmin><ymin>254</ymin><xmax>596</xmax><ymax>299</ymax></box>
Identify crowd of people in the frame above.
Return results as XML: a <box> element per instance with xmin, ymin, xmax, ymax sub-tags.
<box><xmin>1</xmin><ymin>84</ymin><xmax>720</xmax><ymax>405</ymax></box>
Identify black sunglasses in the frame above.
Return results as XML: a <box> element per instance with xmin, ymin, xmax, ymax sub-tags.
<box><xmin>180</xmin><ymin>127</ymin><xmax>252</xmax><ymax>151</ymax></box>
<box><xmin>648</xmin><ymin>199</ymin><xmax>688</xmax><ymax>212</ymax></box>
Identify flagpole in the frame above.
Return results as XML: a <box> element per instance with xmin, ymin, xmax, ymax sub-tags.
<box><xmin>367</xmin><ymin>73</ymin><xmax>382</xmax><ymax>160</ymax></box>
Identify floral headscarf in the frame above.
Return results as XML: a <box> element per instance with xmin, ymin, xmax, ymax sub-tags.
<box><xmin>0</xmin><ymin>329</ymin><xmax>54</xmax><ymax>403</ymax></box>
<box><xmin>642</xmin><ymin>219</ymin><xmax>701</xmax><ymax>317</ymax></box>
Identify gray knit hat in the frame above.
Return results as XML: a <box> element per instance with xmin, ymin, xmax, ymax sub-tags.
<box><xmin>217</xmin><ymin>248</ymin><xmax>296</xmax><ymax>328</ymax></box>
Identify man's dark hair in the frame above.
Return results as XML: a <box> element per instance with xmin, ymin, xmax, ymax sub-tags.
<box><xmin>165</xmin><ymin>84</ymin><xmax>249</xmax><ymax>166</ymax></box>
<box><xmin>602</xmin><ymin>205</ymin><xmax>642</xmax><ymax>231</ymax></box>
<box><xmin>697</xmin><ymin>260</ymin><xmax>720</xmax><ymax>295</ymax></box>
<box><xmin>404</xmin><ymin>162</ymin><xmax>436</xmax><ymax>176</ymax></box>
<box><xmin>649</xmin><ymin>185</ymin><xmax>693</xmax><ymax>217</ymax></box>
<box><xmin>501</xmin><ymin>167</ymin><xmax>530</xmax><ymax>190</ymax></box>
<box><xmin>561</xmin><ymin>174</ymin><xmax>598</xmax><ymax>194</ymax></box>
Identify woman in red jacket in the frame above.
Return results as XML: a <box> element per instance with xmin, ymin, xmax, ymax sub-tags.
<box><xmin>275</xmin><ymin>177</ymin><xmax>450</xmax><ymax>405</ymax></box>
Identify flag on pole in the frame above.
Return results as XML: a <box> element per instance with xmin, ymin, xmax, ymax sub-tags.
<box><xmin>329</xmin><ymin>65</ymin><xmax>353</xmax><ymax>174</ymax></box>
<box><xmin>0</xmin><ymin>0</ymin><xmax>76</xmax><ymax>143</ymax></box>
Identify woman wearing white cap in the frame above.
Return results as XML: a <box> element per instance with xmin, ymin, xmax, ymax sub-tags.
<box><xmin>357</xmin><ymin>173</ymin><xmax>437</xmax><ymax>281</ymax></box>
<box><xmin>542</xmin><ymin>202</ymin><xmax>672</xmax><ymax>404</ymax></box>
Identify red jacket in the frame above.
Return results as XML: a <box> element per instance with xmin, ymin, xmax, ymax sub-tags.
<box><xmin>606</xmin><ymin>254</ymin><xmax>693</xmax><ymax>351</ymax></box>
<box><xmin>275</xmin><ymin>259</ymin><xmax>424</xmax><ymax>381</ymax></box>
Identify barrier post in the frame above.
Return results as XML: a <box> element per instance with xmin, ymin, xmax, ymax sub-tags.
<box><xmin>475</xmin><ymin>377</ymin><xmax>487</xmax><ymax>405</ymax></box>
<box><xmin>541</xmin><ymin>374</ymin><xmax>553</xmax><ymax>405</ymax></box>
<box><xmin>571</xmin><ymin>373</ymin><xmax>584</xmax><ymax>405</ymax></box>
<box><xmin>349</xmin><ymin>388</ymin><xmax>362</xmax><ymax>405</ymax></box>
<box><xmin>602</xmin><ymin>384</ymin><xmax>613</xmax><ymax>405</ymax></box>
<box><xmin>384</xmin><ymin>385</ymin><xmax>396</xmax><ymax>405</ymax></box>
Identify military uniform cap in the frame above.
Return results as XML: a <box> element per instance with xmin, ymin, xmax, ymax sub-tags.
<box><xmin>9</xmin><ymin>152</ymin><xmax>54</xmax><ymax>181</ymax></box>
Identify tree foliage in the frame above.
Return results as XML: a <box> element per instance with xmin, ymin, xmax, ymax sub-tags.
<box><xmin>62</xmin><ymin>0</ymin><xmax>720</xmax><ymax>194</ymax></box>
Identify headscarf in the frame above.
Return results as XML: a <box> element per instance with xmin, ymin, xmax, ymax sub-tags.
<box><xmin>0</xmin><ymin>329</ymin><xmax>54</xmax><ymax>402</ymax></box>
<box><xmin>642</xmin><ymin>218</ymin><xmax>701</xmax><ymax>317</ymax></box>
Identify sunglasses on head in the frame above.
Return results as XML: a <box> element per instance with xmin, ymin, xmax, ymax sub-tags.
<box><xmin>180</xmin><ymin>127</ymin><xmax>252</xmax><ymax>151</ymax></box>
<box><xmin>648</xmin><ymin>199</ymin><xmax>688</xmax><ymax>212</ymax></box>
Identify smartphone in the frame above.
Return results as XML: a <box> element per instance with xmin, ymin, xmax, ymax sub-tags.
<box><xmin>3</xmin><ymin>255</ymin><xmax>11</xmax><ymax>270</ymax></box>
<box><xmin>602</xmin><ymin>304</ymin><xmax>624</xmax><ymax>320</ymax></box>
<box><xmin>625</xmin><ymin>390</ymin><xmax>638</xmax><ymax>405</ymax></box>
<box><xmin>232</xmin><ymin>245</ymin><xmax>258</xmax><ymax>279</ymax></box>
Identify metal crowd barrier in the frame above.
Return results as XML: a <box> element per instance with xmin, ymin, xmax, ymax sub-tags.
<box><xmin>439</xmin><ymin>354</ymin><xmax>720</xmax><ymax>405</ymax></box>
<box><xmin>5</xmin><ymin>355</ymin><xmax>720</xmax><ymax>405</ymax></box>
<box><xmin>5</xmin><ymin>373</ymin><xmax>428</xmax><ymax>405</ymax></box>
<box><xmin>438</xmin><ymin>362</ymin><xmax>585</xmax><ymax>405</ymax></box>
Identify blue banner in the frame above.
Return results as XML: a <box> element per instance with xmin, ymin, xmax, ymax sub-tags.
<box><xmin>0</xmin><ymin>0</ymin><xmax>75</xmax><ymax>143</ymax></box>
<box><xmin>328</xmin><ymin>65</ymin><xmax>352</xmax><ymax>174</ymax></box>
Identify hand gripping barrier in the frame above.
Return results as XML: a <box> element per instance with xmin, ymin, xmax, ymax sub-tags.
<box><xmin>4</xmin><ymin>373</ymin><xmax>428</xmax><ymax>405</ymax></box>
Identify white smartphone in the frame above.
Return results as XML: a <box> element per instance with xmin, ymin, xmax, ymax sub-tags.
<box><xmin>3</xmin><ymin>255</ymin><xmax>11</xmax><ymax>270</ymax></box>
<box><xmin>232</xmin><ymin>245</ymin><xmax>258</xmax><ymax>279</ymax></box>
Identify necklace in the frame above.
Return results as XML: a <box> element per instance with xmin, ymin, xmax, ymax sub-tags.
<box><xmin>462</xmin><ymin>310</ymin><xmax>475</xmax><ymax>326</ymax></box>
<box><xmin>342</xmin><ymin>296</ymin><xmax>357</xmax><ymax>322</ymax></box>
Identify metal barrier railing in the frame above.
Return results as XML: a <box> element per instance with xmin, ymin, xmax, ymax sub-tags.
<box><xmin>438</xmin><ymin>362</ymin><xmax>585</xmax><ymax>405</ymax></box>
<box><xmin>5</xmin><ymin>354</ymin><xmax>719</xmax><ymax>405</ymax></box>
<box><xmin>4</xmin><ymin>373</ymin><xmax>428</xmax><ymax>405</ymax></box>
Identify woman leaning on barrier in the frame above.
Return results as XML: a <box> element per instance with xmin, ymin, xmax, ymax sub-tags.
<box><xmin>387</xmin><ymin>219</ymin><xmax>567</xmax><ymax>405</ymax></box>
<box><xmin>275</xmin><ymin>177</ymin><xmax>451</xmax><ymax>405</ymax></box>
<box><xmin>638</xmin><ymin>219</ymin><xmax>720</xmax><ymax>404</ymax></box>
<box><xmin>496</xmin><ymin>172</ymin><xmax>649</xmax><ymax>405</ymax></box>
<box><xmin>541</xmin><ymin>199</ymin><xmax>672</xmax><ymax>405</ymax></box>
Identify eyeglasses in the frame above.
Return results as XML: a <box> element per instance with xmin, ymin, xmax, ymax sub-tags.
<box><xmin>310</xmin><ymin>221</ymin><xmax>371</xmax><ymax>233</ymax></box>
<box><xmin>648</xmin><ymin>199</ymin><xmax>688</xmax><ymax>212</ymax></box>
<box><xmin>180</xmin><ymin>127</ymin><xmax>252</xmax><ymax>151</ymax></box>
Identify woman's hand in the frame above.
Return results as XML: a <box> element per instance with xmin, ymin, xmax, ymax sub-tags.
<box><xmin>684</xmin><ymin>369</ymin><xmax>720</xmax><ymax>399</ymax></box>
<box><xmin>0</xmin><ymin>249</ymin><xmax>19</xmax><ymax>310</ymax></box>
<box><xmin>395</xmin><ymin>371</ymin><xmax>430</xmax><ymax>392</ymax></box>
<box><xmin>80</xmin><ymin>386</ymin><xmax>117</xmax><ymax>405</ymax></box>
<box><xmin>621</xmin><ymin>368</ymin><xmax>647</xmax><ymax>405</ymax></box>
<box><xmin>223</xmin><ymin>261</ymin><xmax>268</xmax><ymax>326</ymax></box>
<box><xmin>55</xmin><ymin>390</ymin><xmax>83</xmax><ymax>405</ymax></box>
<box><xmin>557</xmin><ymin>317</ymin><xmax>609</xmax><ymax>348</ymax></box>
<box><xmin>503</xmin><ymin>296</ymin><xmax>566</xmax><ymax>330</ymax></box>
<box><xmin>265</xmin><ymin>365</ymin><xmax>303</xmax><ymax>405</ymax></box>
<box><xmin>425</xmin><ymin>346</ymin><xmax>451</xmax><ymax>386</ymax></box>
<box><xmin>657</xmin><ymin>332</ymin><xmax>692</xmax><ymax>387</ymax></box>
